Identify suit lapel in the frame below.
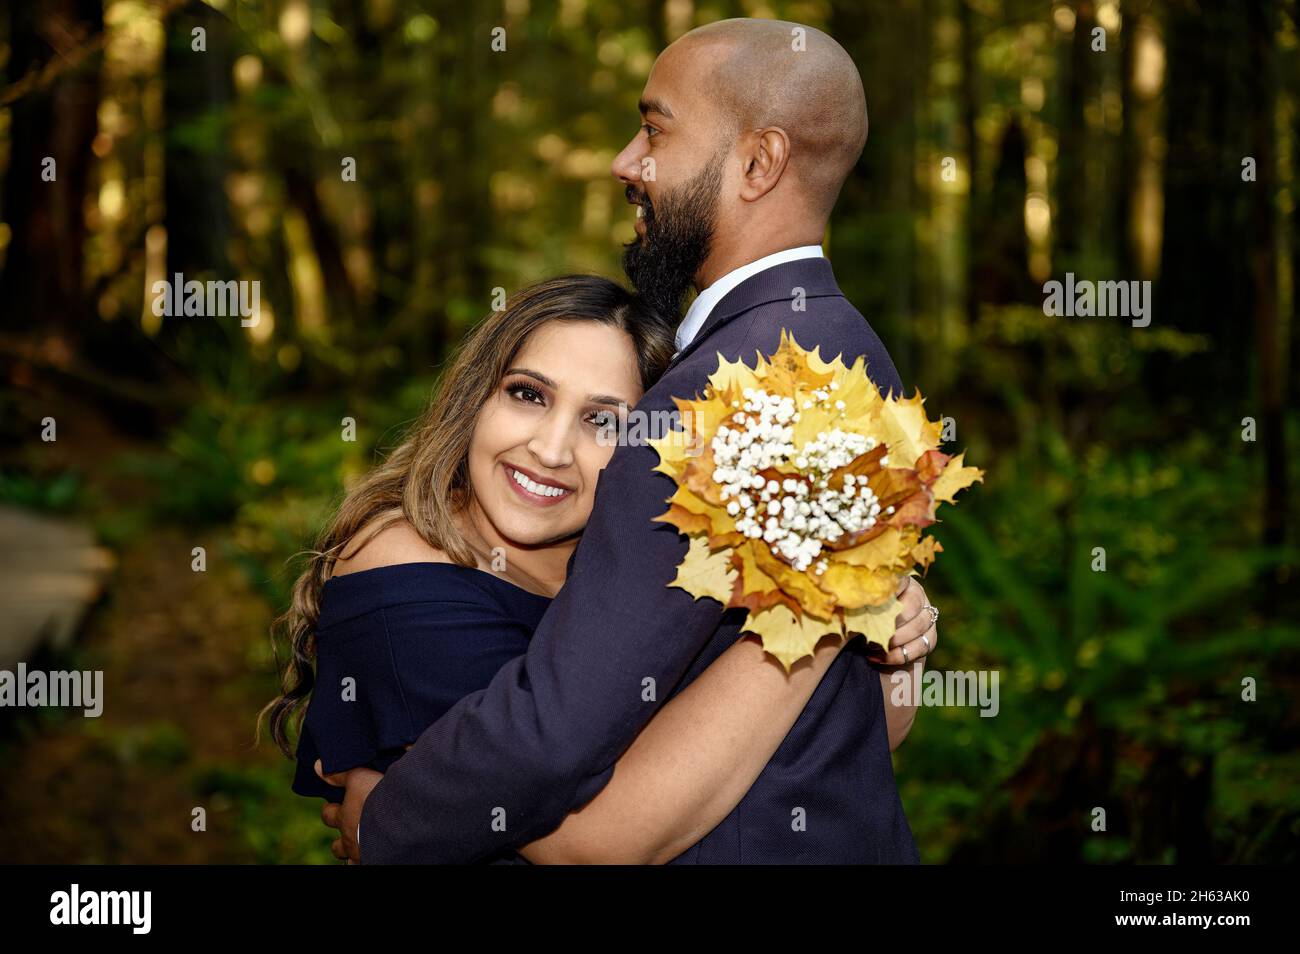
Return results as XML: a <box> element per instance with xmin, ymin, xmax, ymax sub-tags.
<box><xmin>666</xmin><ymin>257</ymin><xmax>846</xmax><ymax>372</ymax></box>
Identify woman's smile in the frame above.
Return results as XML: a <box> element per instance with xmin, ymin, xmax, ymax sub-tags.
<box><xmin>502</xmin><ymin>462</ymin><xmax>575</xmax><ymax>508</ymax></box>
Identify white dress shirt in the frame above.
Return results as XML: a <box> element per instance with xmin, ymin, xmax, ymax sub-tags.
<box><xmin>674</xmin><ymin>244</ymin><xmax>825</xmax><ymax>352</ymax></box>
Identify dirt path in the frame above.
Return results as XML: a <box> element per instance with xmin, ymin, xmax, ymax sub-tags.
<box><xmin>0</xmin><ymin>390</ymin><xmax>329</xmax><ymax>863</ymax></box>
<box><xmin>0</xmin><ymin>524</ymin><xmax>322</xmax><ymax>862</ymax></box>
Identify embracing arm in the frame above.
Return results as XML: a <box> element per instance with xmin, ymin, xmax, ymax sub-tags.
<box><xmin>357</xmin><ymin>440</ymin><xmax>740</xmax><ymax>864</ymax></box>
<box><xmin>875</xmin><ymin>584</ymin><xmax>939</xmax><ymax>751</ymax></box>
<box><xmin>878</xmin><ymin>662</ymin><xmax>921</xmax><ymax>751</ymax></box>
<box><xmin>355</xmin><ymin>435</ymin><xmax>931</xmax><ymax>864</ymax></box>
<box><xmin>518</xmin><ymin>631</ymin><xmax>845</xmax><ymax>865</ymax></box>
<box><xmin>521</xmin><ymin>574</ymin><xmax>935</xmax><ymax>863</ymax></box>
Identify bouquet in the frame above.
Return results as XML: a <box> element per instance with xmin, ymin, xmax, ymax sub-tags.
<box><xmin>649</xmin><ymin>331</ymin><xmax>983</xmax><ymax>671</ymax></box>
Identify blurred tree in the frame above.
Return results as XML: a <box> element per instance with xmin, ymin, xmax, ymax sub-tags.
<box><xmin>975</xmin><ymin>117</ymin><xmax>1034</xmax><ymax>303</ymax></box>
<box><xmin>1057</xmin><ymin>0</ymin><xmax>1096</xmax><ymax>268</ymax></box>
<box><xmin>829</xmin><ymin>0</ymin><xmax>927</xmax><ymax>385</ymax></box>
<box><xmin>161</xmin><ymin>1</ymin><xmax>237</xmax><ymax>373</ymax></box>
<box><xmin>1245</xmin><ymin>0</ymin><xmax>1288</xmax><ymax>562</ymax></box>
<box><xmin>1157</xmin><ymin>0</ymin><xmax>1253</xmax><ymax>401</ymax></box>
<box><xmin>0</xmin><ymin>0</ymin><xmax>101</xmax><ymax>337</ymax></box>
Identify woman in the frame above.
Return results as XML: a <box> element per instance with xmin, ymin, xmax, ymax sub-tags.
<box><xmin>262</xmin><ymin>274</ymin><xmax>930</xmax><ymax>864</ymax></box>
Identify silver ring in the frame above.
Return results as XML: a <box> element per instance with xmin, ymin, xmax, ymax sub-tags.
<box><xmin>921</xmin><ymin>634</ymin><xmax>931</xmax><ymax>654</ymax></box>
<box><xmin>901</xmin><ymin>644</ymin><xmax>909</xmax><ymax>663</ymax></box>
<box><xmin>925</xmin><ymin>603</ymin><xmax>940</xmax><ymax>625</ymax></box>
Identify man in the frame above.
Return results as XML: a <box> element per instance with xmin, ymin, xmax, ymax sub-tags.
<box><xmin>321</xmin><ymin>17</ymin><xmax>936</xmax><ymax>864</ymax></box>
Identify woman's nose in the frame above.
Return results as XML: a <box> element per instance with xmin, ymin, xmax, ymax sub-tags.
<box><xmin>526</xmin><ymin>414</ymin><xmax>576</xmax><ymax>470</ymax></box>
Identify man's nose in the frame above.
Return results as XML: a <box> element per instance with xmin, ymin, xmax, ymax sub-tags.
<box><xmin>611</xmin><ymin>132</ymin><xmax>644</xmax><ymax>184</ymax></box>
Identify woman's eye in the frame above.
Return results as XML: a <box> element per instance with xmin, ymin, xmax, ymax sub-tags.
<box><xmin>589</xmin><ymin>410</ymin><xmax>619</xmax><ymax>431</ymax></box>
<box><xmin>507</xmin><ymin>384</ymin><xmax>544</xmax><ymax>405</ymax></box>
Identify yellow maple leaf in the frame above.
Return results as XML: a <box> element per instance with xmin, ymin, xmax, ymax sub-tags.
<box><xmin>744</xmin><ymin>604</ymin><xmax>844</xmax><ymax>673</ymax></box>
<box><xmin>650</xmin><ymin>332</ymin><xmax>979</xmax><ymax>670</ymax></box>
<box><xmin>844</xmin><ymin>596</ymin><xmax>904</xmax><ymax>653</ymax></box>
<box><xmin>930</xmin><ymin>450</ymin><xmax>984</xmax><ymax>504</ymax></box>
<box><xmin>817</xmin><ymin>561</ymin><xmax>900</xmax><ymax>609</ymax></box>
<box><xmin>730</xmin><ymin>544</ymin><xmax>787</xmax><ymax>614</ymax></box>
<box><xmin>911</xmin><ymin>535</ymin><xmax>943</xmax><ymax>571</ymax></box>
<box><xmin>668</xmin><ymin>536</ymin><xmax>736</xmax><ymax>604</ymax></box>
<box><xmin>871</xmin><ymin>390</ymin><xmax>943</xmax><ymax>469</ymax></box>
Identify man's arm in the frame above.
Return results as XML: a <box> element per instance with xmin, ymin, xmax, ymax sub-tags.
<box><xmin>358</xmin><ymin>439</ymin><xmax>726</xmax><ymax>863</ymax></box>
<box><xmin>323</xmin><ymin>578</ymin><xmax>937</xmax><ymax>863</ymax></box>
<box><xmin>516</xmin><ymin>630</ymin><xmax>847</xmax><ymax>864</ymax></box>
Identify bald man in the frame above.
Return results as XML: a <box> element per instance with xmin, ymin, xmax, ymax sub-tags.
<box><xmin>330</xmin><ymin>18</ymin><xmax>928</xmax><ymax>864</ymax></box>
<box><xmin>619</xmin><ymin>18</ymin><xmax>870</xmax><ymax>325</ymax></box>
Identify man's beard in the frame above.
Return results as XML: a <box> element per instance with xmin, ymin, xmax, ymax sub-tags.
<box><xmin>622</xmin><ymin>147</ymin><xmax>726</xmax><ymax>323</ymax></box>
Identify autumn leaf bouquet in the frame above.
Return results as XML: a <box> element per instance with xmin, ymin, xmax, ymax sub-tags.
<box><xmin>649</xmin><ymin>331</ymin><xmax>983</xmax><ymax>671</ymax></box>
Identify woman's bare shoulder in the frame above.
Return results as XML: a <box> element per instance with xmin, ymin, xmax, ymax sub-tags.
<box><xmin>330</xmin><ymin>519</ymin><xmax>453</xmax><ymax>578</ymax></box>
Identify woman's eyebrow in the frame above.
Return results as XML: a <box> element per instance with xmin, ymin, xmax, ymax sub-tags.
<box><xmin>506</xmin><ymin>369</ymin><xmax>629</xmax><ymax>408</ymax></box>
<box><xmin>505</xmin><ymin>368</ymin><xmax>555</xmax><ymax>388</ymax></box>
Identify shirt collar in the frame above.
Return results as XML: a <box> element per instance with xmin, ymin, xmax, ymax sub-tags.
<box><xmin>674</xmin><ymin>245</ymin><xmax>826</xmax><ymax>352</ymax></box>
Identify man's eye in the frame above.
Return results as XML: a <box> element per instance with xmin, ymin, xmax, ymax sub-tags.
<box><xmin>642</xmin><ymin>123</ymin><xmax>658</xmax><ymax>138</ymax></box>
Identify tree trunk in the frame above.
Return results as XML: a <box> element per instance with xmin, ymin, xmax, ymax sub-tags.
<box><xmin>1155</xmin><ymin>0</ymin><xmax>1253</xmax><ymax>402</ymax></box>
<box><xmin>0</xmin><ymin>0</ymin><xmax>102</xmax><ymax>336</ymax></box>
<box><xmin>160</xmin><ymin>1</ymin><xmax>236</xmax><ymax>369</ymax></box>
<box><xmin>1057</xmin><ymin>0</ymin><xmax>1095</xmax><ymax>268</ymax></box>
<box><xmin>1246</xmin><ymin>0</ymin><xmax>1287</xmax><ymax>561</ymax></box>
<box><xmin>958</xmin><ymin>0</ymin><xmax>981</xmax><ymax>328</ymax></box>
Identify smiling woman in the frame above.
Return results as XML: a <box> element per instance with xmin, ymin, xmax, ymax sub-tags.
<box><xmin>258</xmin><ymin>268</ymin><xmax>908</xmax><ymax>866</ymax></box>
<box><xmin>465</xmin><ymin>319</ymin><xmax>649</xmax><ymax>589</ymax></box>
<box><xmin>259</xmin><ymin>276</ymin><xmax>676</xmax><ymax>767</ymax></box>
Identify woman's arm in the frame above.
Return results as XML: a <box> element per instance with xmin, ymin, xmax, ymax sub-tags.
<box><xmin>878</xmin><ymin>661</ymin><xmax>923</xmax><ymax>751</ymax></box>
<box><xmin>874</xmin><ymin>582</ymin><xmax>940</xmax><ymax>751</ymax></box>
<box><xmin>517</xmin><ymin>630</ymin><xmax>846</xmax><ymax>865</ymax></box>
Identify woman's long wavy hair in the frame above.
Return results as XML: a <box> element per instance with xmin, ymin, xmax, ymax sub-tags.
<box><xmin>259</xmin><ymin>275</ymin><xmax>675</xmax><ymax>757</ymax></box>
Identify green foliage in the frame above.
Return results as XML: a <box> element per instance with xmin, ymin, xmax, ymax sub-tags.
<box><xmin>191</xmin><ymin>762</ymin><xmax>336</xmax><ymax>865</ymax></box>
<box><xmin>2</xmin><ymin>0</ymin><xmax>1296</xmax><ymax>866</ymax></box>
<box><xmin>902</xmin><ymin>364</ymin><xmax>1300</xmax><ymax>862</ymax></box>
<box><xmin>0</xmin><ymin>469</ymin><xmax>84</xmax><ymax>512</ymax></box>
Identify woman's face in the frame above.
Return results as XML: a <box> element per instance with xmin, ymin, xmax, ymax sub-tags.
<box><xmin>467</xmin><ymin>320</ymin><xmax>643</xmax><ymax>548</ymax></box>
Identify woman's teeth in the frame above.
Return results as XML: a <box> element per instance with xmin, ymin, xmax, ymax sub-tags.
<box><xmin>510</xmin><ymin>468</ymin><xmax>570</xmax><ymax>498</ymax></box>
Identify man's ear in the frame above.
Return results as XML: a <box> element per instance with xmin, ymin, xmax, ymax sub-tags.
<box><xmin>739</xmin><ymin>126</ymin><xmax>791</xmax><ymax>201</ymax></box>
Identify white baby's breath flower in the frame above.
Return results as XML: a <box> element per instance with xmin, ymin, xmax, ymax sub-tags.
<box><xmin>708</xmin><ymin>385</ymin><xmax>883</xmax><ymax>572</ymax></box>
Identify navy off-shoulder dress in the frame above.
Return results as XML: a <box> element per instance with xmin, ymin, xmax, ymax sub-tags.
<box><xmin>292</xmin><ymin>562</ymin><xmax>551</xmax><ymax>863</ymax></box>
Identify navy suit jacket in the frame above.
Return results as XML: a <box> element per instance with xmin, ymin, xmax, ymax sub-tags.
<box><xmin>359</xmin><ymin>255</ymin><xmax>922</xmax><ymax>864</ymax></box>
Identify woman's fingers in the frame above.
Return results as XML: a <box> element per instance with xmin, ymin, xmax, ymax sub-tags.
<box><xmin>891</xmin><ymin>579</ymin><xmax>928</xmax><ymax>644</ymax></box>
<box><xmin>890</xmin><ymin>606</ymin><xmax>933</xmax><ymax>648</ymax></box>
<box><xmin>893</xmin><ymin>577</ymin><xmax>925</xmax><ymax>626</ymax></box>
<box><xmin>330</xmin><ymin>837</ymin><xmax>348</xmax><ymax>861</ymax></box>
<box><xmin>882</xmin><ymin>619</ymin><xmax>938</xmax><ymax>667</ymax></box>
<box><xmin>315</xmin><ymin>758</ymin><xmax>349</xmax><ymax>788</ymax></box>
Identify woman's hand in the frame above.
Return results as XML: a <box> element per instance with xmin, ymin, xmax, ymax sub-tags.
<box><xmin>877</xmin><ymin>576</ymin><xmax>939</xmax><ymax>668</ymax></box>
<box><xmin>316</xmin><ymin>744</ymin><xmax>417</xmax><ymax>864</ymax></box>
